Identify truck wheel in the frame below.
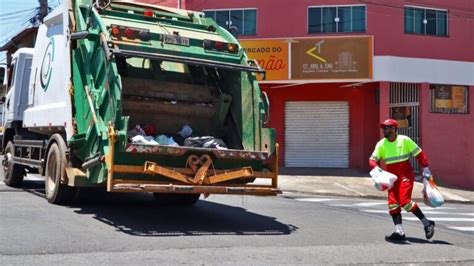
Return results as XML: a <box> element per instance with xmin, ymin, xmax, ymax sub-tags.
<box><xmin>153</xmin><ymin>193</ymin><xmax>200</xmax><ymax>206</ymax></box>
<box><xmin>45</xmin><ymin>141</ymin><xmax>75</xmax><ymax>204</ymax></box>
<box><xmin>3</xmin><ymin>142</ymin><xmax>25</xmax><ymax>187</ymax></box>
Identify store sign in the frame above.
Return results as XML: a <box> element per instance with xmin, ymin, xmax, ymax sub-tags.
<box><xmin>240</xmin><ymin>39</ymin><xmax>289</xmax><ymax>80</ymax></box>
<box><xmin>240</xmin><ymin>36</ymin><xmax>372</xmax><ymax>81</ymax></box>
<box><xmin>291</xmin><ymin>37</ymin><xmax>372</xmax><ymax>80</ymax></box>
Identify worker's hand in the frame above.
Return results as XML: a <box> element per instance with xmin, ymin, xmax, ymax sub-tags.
<box><xmin>422</xmin><ymin>167</ymin><xmax>432</xmax><ymax>180</ymax></box>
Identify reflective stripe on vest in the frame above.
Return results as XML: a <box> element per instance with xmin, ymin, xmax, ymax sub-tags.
<box><xmin>384</xmin><ymin>146</ymin><xmax>421</xmax><ymax>164</ymax></box>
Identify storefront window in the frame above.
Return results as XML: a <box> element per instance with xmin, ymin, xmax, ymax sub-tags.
<box><xmin>203</xmin><ymin>9</ymin><xmax>257</xmax><ymax>36</ymax></box>
<box><xmin>430</xmin><ymin>85</ymin><xmax>468</xmax><ymax>114</ymax></box>
<box><xmin>404</xmin><ymin>6</ymin><xmax>448</xmax><ymax>36</ymax></box>
<box><xmin>308</xmin><ymin>5</ymin><xmax>366</xmax><ymax>33</ymax></box>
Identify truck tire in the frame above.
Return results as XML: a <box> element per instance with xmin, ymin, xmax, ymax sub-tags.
<box><xmin>3</xmin><ymin>141</ymin><xmax>25</xmax><ymax>187</ymax></box>
<box><xmin>45</xmin><ymin>140</ymin><xmax>75</xmax><ymax>204</ymax></box>
<box><xmin>153</xmin><ymin>193</ymin><xmax>200</xmax><ymax>206</ymax></box>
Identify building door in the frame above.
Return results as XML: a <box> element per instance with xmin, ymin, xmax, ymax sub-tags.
<box><xmin>284</xmin><ymin>101</ymin><xmax>349</xmax><ymax>168</ymax></box>
<box><xmin>389</xmin><ymin>83</ymin><xmax>420</xmax><ymax>172</ymax></box>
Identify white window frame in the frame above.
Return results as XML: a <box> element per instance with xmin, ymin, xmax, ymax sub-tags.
<box><xmin>202</xmin><ymin>8</ymin><xmax>258</xmax><ymax>36</ymax></box>
<box><xmin>307</xmin><ymin>4</ymin><xmax>367</xmax><ymax>34</ymax></box>
<box><xmin>404</xmin><ymin>5</ymin><xmax>449</xmax><ymax>36</ymax></box>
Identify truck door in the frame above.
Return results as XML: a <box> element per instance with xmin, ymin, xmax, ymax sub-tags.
<box><xmin>17</xmin><ymin>58</ymin><xmax>32</xmax><ymax>118</ymax></box>
<box><xmin>4</xmin><ymin>59</ymin><xmax>17</xmax><ymax>124</ymax></box>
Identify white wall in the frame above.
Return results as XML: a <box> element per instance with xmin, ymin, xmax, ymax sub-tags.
<box><xmin>373</xmin><ymin>56</ymin><xmax>474</xmax><ymax>86</ymax></box>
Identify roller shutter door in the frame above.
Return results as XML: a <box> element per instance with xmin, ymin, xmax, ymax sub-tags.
<box><xmin>285</xmin><ymin>101</ymin><xmax>349</xmax><ymax>168</ymax></box>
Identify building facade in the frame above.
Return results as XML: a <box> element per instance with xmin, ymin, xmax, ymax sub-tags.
<box><xmin>126</xmin><ymin>1</ymin><xmax>473</xmax><ymax>189</ymax></box>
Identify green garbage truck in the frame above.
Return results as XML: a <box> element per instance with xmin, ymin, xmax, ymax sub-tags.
<box><xmin>1</xmin><ymin>0</ymin><xmax>279</xmax><ymax>205</ymax></box>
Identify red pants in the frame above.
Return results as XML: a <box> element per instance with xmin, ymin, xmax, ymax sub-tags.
<box><xmin>386</xmin><ymin>161</ymin><xmax>419</xmax><ymax>215</ymax></box>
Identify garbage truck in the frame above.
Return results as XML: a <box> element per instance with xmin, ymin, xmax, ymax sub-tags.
<box><xmin>1</xmin><ymin>0</ymin><xmax>279</xmax><ymax>205</ymax></box>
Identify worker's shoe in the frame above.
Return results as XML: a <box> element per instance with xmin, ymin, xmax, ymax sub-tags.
<box><xmin>385</xmin><ymin>231</ymin><xmax>406</xmax><ymax>242</ymax></box>
<box><xmin>424</xmin><ymin>220</ymin><xmax>435</xmax><ymax>239</ymax></box>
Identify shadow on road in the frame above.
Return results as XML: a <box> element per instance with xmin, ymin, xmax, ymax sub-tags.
<box><xmin>16</xmin><ymin>180</ymin><xmax>298</xmax><ymax>237</ymax></box>
<box><xmin>72</xmin><ymin>191</ymin><xmax>298</xmax><ymax>237</ymax></box>
<box><xmin>8</xmin><ymin>180</ymin><xmax>47</xmax><ymax>199</ymax></box>
<box><xmin>386</xmin><ymin>237</ymin><xmax>453</xmax><ymax>245</ymax></box>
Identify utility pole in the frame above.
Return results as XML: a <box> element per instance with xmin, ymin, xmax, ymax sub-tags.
<box><xmin>39</xmin><ymin>0</ymin><xmax>48</xmax><ymax>22</ymax></box>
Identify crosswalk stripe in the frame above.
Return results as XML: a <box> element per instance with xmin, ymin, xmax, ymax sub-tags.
<box><xmin>420</xmin><ymin>206</ymin><xmax>456</xmax><ymax>210</ymax></box>
<box><xmin>360</xmin><ymin>210</ymin><xmax>387</xmax><ymax>214</ymax></box>
<box><xmin>448</xmin><ymin>227</ymin><xmax>474</xmax><ymax>232</ymax></box>
<box><xmin>295</xmin><ymin>198</ymin><xmax>339</xmax><ymax>202</ymax></box>
<box><xmin>404</xmin><ymin>217</ymin><xmax>474</xmax><ymax>222</ymax></box>
<box><xmin>361</xmin><ymin>210</ymin><xmax>474</xmax><ymax>216</ymax></box>
<box><xmin>354</xmin><ymin>202</ymin><xmax>386</xmax><ymax>207</ymax></box>
<box><xmin>329</xmin><ymin>204</ymin><xmax>354</xmax><ymax>207</ymax></box>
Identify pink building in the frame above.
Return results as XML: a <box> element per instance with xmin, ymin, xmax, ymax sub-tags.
<box><xmin>140</xmin><ymin>0</ymin><xmax>474</xmax><ymax>190</ymax></box>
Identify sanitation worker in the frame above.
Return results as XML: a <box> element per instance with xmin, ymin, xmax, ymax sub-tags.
<box><xmin>369</xmin><ymin>119</ymin><xmax>435</xmax><ymax>241</ymax></box>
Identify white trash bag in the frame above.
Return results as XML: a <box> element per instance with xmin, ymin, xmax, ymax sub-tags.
<box><xmin>422</xmin><ymin>177</ymin><xmax>445</xmax><ymax>207</ymax></box>
<box><xmin>369</xmin><ymin>167</ymin><xmax>397</xmax><ymax>191</ymax></box>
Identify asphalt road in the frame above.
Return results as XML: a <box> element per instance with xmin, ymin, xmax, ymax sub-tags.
<box><xmin>1</xmin><ymin>174</ymin><xmax>473</xmax><ymax>265</ymax></box>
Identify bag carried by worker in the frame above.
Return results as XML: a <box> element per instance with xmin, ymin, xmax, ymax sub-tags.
<box><xmin>422</xmin><ymin>177</ymin><xmax>445</xmax><ymax>207</ymax></box>
<box><xmin>369</xmin><ymin>167</ymin><xmax>397</xmax><ymax>191</ymax></box>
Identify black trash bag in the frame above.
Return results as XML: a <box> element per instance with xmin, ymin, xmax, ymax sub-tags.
<box><xmin>184</xmin><ymin>136</ymin><xmax>227</xmax><ymax>149</ymax></box>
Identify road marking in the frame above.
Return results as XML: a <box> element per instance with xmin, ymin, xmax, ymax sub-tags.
<box><xmin>360</xmin><ymin>210</ymin><xmax>388</xmax><ymax>214</ymax></box>
<box><xmin>330</xmin><ymin>204</ymin><xmax>354</xmax><ymax>207</ymax></box>
<box><xmin>334</xmin><ymin>183</ymin><xmax>365</xmax><ymax>196</ymax></box>
<box><xmin>404</xmin><ymin>217</ymin><xmax>474</xmax><ymax>222</ymax></box>
<box><xmin>448</xmin><ymin>226</ymin><xmax>474</xmax><ymax>232</ymax></box>
<box><xmin>354</xmin><ymin>202</ymin><xmax>386</xmax><ymax>207</ymax></box>
<box><xmin>361</xmin><ymin>210</ymin><xmax>474</xmax><ymax>216</ymax></box>
<box><xmin>295</xmin><ymin>198</ymin><xmax>339</xmax><ymax>202</ymax></box>
<box><xmin>420</xmin><ymin>206</ymin><xmax>456</xmax><ymax>210</ymax></box>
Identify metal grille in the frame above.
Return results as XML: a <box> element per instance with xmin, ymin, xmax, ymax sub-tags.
<box><xmin>389</xmin><ymin>83</ymin><xmax>420</xmax><ymax>173</ymax></box>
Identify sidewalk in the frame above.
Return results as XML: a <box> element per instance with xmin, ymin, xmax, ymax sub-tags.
<box><xmin>277</xmin><ymin>168</ymin><xmax>474</xmax><ymax>204</ymax></box>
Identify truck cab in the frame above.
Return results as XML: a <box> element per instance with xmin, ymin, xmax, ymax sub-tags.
<box><xmin>1</xmin><ymin>49</ymin><xmax>34</xmax><ymax>150</ymax></box>
<box><xmin>0</xmin><ymin>65</ymin><xmax>5</xmax><ymax>147</ymax></box>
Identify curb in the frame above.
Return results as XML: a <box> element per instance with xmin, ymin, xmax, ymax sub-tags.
<box><xmin>280</xmin><ymin>189</ymin><xmax>474</xmax><ymax>205</ymax></box>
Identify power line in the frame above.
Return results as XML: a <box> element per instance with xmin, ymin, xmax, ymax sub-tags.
<box><xmin>0</xmin><ymin>7</ymin><xmax>37</xmax><ymax>17</ymax></box>
<box><xmin>0</xmin><ymin>11</ymin><xmax>37</xmax><ymax>21</ymax></box>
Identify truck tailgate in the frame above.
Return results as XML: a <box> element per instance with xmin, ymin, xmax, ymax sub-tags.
<box><xmin>105</xmin><ymin>139</ymin><xmax>280</xmax><ymax>196</ymax></box>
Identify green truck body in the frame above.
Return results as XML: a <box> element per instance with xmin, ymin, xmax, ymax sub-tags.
<box><xmin>2</xmin><ymin>0</ymin><xmax>279</xmax><ymax>204</ymax></box>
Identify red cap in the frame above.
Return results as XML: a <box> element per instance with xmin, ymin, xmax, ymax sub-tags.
<box><xmin>380</xmin><ymin>119</ymin><xmax>399</xmax><ymax>128</ymax></box>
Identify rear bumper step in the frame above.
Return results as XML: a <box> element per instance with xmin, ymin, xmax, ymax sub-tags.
<box><xmin>112</xmin><ymin>183</ymin><xmax>281</xmax><ymax>196</ymax></box>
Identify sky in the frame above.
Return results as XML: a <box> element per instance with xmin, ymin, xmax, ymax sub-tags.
<box><xmin>0</xmin><ymin>0</ymin><xmax>63</xmax><ymax>65</ymax></box>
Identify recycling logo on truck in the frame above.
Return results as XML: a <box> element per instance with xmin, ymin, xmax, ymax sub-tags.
<box><xmin>40</xmin><ymin>38</ymin><xmax>55</xmax><ymax>91</ymax></box>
